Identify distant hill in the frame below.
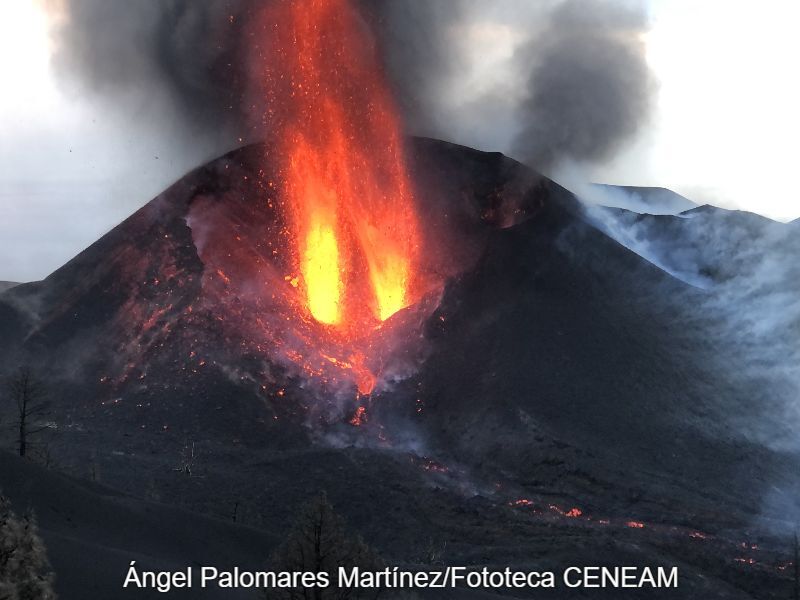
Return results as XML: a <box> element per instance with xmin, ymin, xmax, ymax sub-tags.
<box><xmin>586</xmin><ymin>183</ymin><xmax>697</xmax><ymax>214</ymax></box>
<box><xmin>0</xmin><ymin>281</ymin><xmax>19</xmax><ymax>293</ymax></box>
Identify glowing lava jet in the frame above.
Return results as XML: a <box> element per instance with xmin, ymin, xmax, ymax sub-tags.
<box><xmin>260</xmin><ymin>0</ymin><xmax>421</xmax><ymax>335</ymax></box>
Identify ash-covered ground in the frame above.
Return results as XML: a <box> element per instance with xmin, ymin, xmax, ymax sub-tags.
<box><xmin>1</xmin><ymin>138</ymin><xmax>797</xmax><ymax>599</ymax></box>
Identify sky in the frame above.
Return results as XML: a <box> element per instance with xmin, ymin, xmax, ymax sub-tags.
<box><xmin>1</xmin><ymin>0</ymin><xmax>799</xmax><ymax>282</ymax></box>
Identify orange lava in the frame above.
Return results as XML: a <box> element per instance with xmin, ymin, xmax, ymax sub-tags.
<box><xmin>260</xmin><ymin>0</ymin><xmax>420</xmax><ymax>332</ymax></box>
<box><xmin>510</xmin><ymin>498</ymin><xmax>534</xmax><ymax>507</ymax></box>
<box><xmin>349</xmin><ymin>406</ymin><xmax>367</xmax><ymax>426</ymax></box>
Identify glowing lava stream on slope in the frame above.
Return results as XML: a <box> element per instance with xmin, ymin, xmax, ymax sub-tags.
<box><xmin>262</xmin><ymin>0</ymin><xmax>421</xmax><ymax>335</ymax></box>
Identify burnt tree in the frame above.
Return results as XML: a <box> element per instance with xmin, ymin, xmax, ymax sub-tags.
<box><xmin>268</xmin><ymin>492</ymin><xmax>383</xmax><ymax>600</ymax></box>
<box><xmin>6</xmin><ymin>367</ymin><xmax>48</xmax><ymax>458</ymax></box>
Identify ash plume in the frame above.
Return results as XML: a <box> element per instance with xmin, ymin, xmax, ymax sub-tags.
<box><xmin>48</xmin><ymin>0</ymin><xmax>655</xmax><ymax>172</ymax></box>
<box><xmin>48</xmin><ymin>0</ymin><xmax>462</xmax><ymax>141</ymax></box>
<box><xmin>364</xmin><ymin>0</ymin><xmax>656</xmax><ymax>169</ymax></box>
<box><xmin>512</xmin><ymin>0</ymin><xmax>653</xmax><ymax>170</ymax></box>
<box><xmin>49</xmin><ymin>0</ymin><xmax>251</xmax><ymax>142</ymax></box>
<box><xmin>358</xmin><ymin>0</ymin><xmax>470</xmax><ymax>137</ymax></box>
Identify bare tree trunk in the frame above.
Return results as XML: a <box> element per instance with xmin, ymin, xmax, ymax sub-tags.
<box><xmin>794</xmin><ymin>529</ymin><xmax>799</xmax><ymax>600</ymax></box>
<box><xmin>18</xmin><ymin>383</ymin><xmax>27</xmax><ymax>457</ymax></box>
<box><xmin>9</xmin><ymin>367</ymin><xmax>47</xmax><ymax>459</ymax></box>
<box><xmin>314</xmin><ymin>516</ymin><xmax>323</xmax><ymax>600</ymax></box>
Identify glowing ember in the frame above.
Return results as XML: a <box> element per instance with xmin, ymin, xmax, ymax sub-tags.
<box><xmin>548</xmin><ymin>504</ymin><xmax>583</xmax><ymax>518</ymax></box>
<box><xmin>261</xmin><ymin>0</ymin><xmax>420</xmax><ymax>331</ymax></box>
<box><xmin>626</xmin><ymin>521</ymin><xmax>645</xmax><ymax>529</ymax></box>
<box><xmin>349</xmin><ymin>406</ymin><xmax>367</xmax><ymax>426</ymax></box>
<box><xmin>510</xmin><ymin>499</ymin><xmax>535</xmax><ymax>507</ymax></box>
<box><xmin>415</xmin><ymin>456</ymin><xmax>449</xmax><ymax>473</ymax></box>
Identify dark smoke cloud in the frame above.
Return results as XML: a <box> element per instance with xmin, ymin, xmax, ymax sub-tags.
<box><xmin>49</xmin><ymin>0</ymin><xmax>461</xmax><ymax>145</ymax></box>
<box><xmin>48</xmin><ymin>0</ymin><xmax>654</xmax><ymax>170</ymax></box>
<box><xmin>512</xmin><ymin>0</ymin><xmax>653</xmax><ymax>169</ymax></box>
<box><xmin>358</xmin><ymin>0</ymin><xmax>469</xmax><ymax>137</ymax></box>
<box><xmin>50</xmin><ymin>0</ymin><xmax>251</xmax><ymax>140</ymax></box>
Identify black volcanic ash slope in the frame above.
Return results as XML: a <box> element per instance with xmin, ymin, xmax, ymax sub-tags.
<box><xmin>381</xmin><ymin>163</ymin><xmax>795</xmax><ymax>528</ymax></box>
<box><xmin>0</xmin><ymin>451</ymin><xmax>275</xmax><ymax>600</ymax></box>
<box><xmin>0</xmin><ymin>138</ymin><xmax>796</xmax><ymax>599</ymax></box>
<box><xmin>0</xmin><ymin>139</ymin><xmax>557</xmax><ymax>434</ymax></box>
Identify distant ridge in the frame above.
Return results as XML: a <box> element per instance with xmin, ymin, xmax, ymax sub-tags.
<box><xmin>678</xmin><ymin>203</ymin><xmax>785</xmax><ymax>225</ymax></box>
<box><xmin>586</xmin><ymin>183</ymin><xmax>697</xmax><ymax>215</ymax></box>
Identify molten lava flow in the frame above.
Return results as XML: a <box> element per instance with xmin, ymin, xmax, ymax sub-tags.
<box><xmin>261</xmin><ymin>0</ymin><xmax>421</xmax><ymax>333</ymax></box>
<box><xmin>303</xmin><ymin>221</ymin><xmax>341</xmax><ymax>324</ymax></box>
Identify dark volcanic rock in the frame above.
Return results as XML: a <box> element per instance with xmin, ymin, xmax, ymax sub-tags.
<box><xmin>0</xmin><ymin>138</ymin><xmax>795</xmax><ymax>599</ymax></box>
<box><xmin>0</xmin><ymin>451</ymin><xmax>275</xmax><ymax>600</ymax></box>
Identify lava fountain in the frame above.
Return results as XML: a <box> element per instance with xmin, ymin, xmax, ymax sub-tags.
<box><xmin>259</xmin><ymin>0</ymin><xmax>421</xmax><ymax>335</ymax></box>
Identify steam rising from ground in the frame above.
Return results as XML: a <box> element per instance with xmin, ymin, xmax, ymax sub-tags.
<box><xmin>582</xmin><ymin>203</ymin><xmax>800</xmax><ymax>527</ymax></box>
<box><xmin>48</xmin><ymin>0</ymin><xmax>654</xmax><ymax>172</ymax></box>
<box><xmin>587</xmin><ymin>205</ymin><xmax>800</xmax><ymax>425</ymax></box>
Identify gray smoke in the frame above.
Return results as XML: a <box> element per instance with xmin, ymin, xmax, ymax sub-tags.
<box><xmin>512</xmin><ymin>0</ymin><xmax>653</xmax><ymax>169</ymax></box>
<box><xmin>582</xmin><ymin>202</ymin><xmax>800</xmax><ymax>532</ymax></box>
<box><xmin>50</xmin><ymin>0</ymin><xmax>459</xmax><ymax>143</ymax></box>
<box><xmin>585</xmin><ymin>204</ymin><xmax>800</xmax><ymax>444</ymax></box>
<box><xmin>359</xmin><ymin>0</ymin><xmax>470</xmax><ymax>138</ymax></box>
<box><xmin>50</xmin><ymin>0</ymin><xmax>251</xmax><ymax>142</ymax></box>
<box><xmin>48</xmin><ymin>0</ymin><xmax>654</xmax><ymax>169</ymax></box>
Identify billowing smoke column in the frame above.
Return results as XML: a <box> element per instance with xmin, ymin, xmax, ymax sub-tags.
<box><xmin>48</xmin><ymin>0</ymin><xmax>251</xmax><ymax>142</ymax></box>
<box><xmin>49</xmin><ymin>0</ymin><xmax>655</xmax><ymax>173</ymax></box>
<box><xmin>364</xmin><ymin>0</ymin><xmax>654</xmax><ymax>171</ymax></box>
<box><xmin>511</xmin><ymin>0</ymin><xmax>653</xmax><ymax>169</ymax></box>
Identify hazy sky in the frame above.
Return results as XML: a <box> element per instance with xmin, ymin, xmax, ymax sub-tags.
<box><xmin>1</xmin><ymin>0</ymin><xmax>798</xmax><ymax>282</ymax></box>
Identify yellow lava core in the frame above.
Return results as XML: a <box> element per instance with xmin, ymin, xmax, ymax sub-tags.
<box><xmin>368</xmin><ymin>253</ymin><xmax>410</xmax><ymax>321</ymax></box>
<box><xmin>302</xmin><ymin>222</ymin><xmax>342</xmax><ymax>325</ymax></box>
<box><xmin>265</xmin><ymin>0</ymin><xmax>421</xmax><ymax>331</ymax></box>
